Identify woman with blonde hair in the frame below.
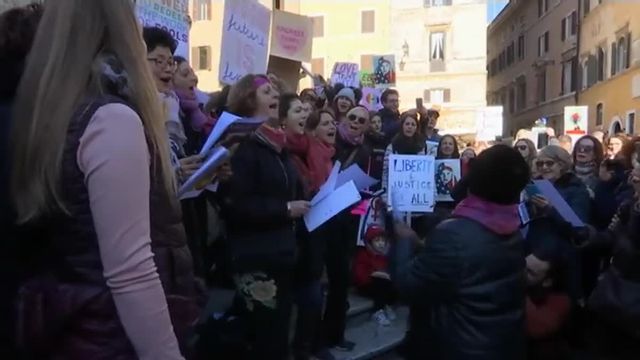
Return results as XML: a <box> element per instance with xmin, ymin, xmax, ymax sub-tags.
<box><xmin>10</xmin><ymin>1</ymin><xmax>198</xmax><ymax>358</ymax></box>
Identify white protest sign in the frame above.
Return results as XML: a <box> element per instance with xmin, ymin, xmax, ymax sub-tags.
<box><xmin>564</xmin><ymin>106</ymin><xmax>588</xmax><ymax>146</ymax></box>
<box><xmin>219</xmin><ymin>1</ymin><xmax>271</xmax><ymax>84</ymax></box>
<box><xmin>475</xmin><ymin>106</ymin><xmax>504</xmax><ymax>141</ymax></box>
<box><xmin>136</xmin><ymin>0</ymin><xmax>190</xmax><ymax>58</ymax></box>
<box><xmin>388</xmin><ymin>155</ymin><xmax>436</xmax><ymax>212</ymax></box>
<box><xmin>331</xmin><ymin>62</ymin><xmax>360</xmax><ymax>88</ymax></box>
<box><xmin>359</xmin><ymin>87</ymin><xmax>383</xmax><ymax>112</ymax></box>
<box><xmin>435</xmin><ymin>159</ymin><xmax>461</xmax><ymax>202</ymax></box>
<box><xmin>356</xmin><ymin>196</ymin><xmax>386</xmax><ymax>247</ymax></box>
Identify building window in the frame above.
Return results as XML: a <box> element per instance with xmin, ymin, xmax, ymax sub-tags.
<box><xmin>507</xmin><ymin>42</ymin><xmax>515</xmax><ymax>66</ymax></box>
<box><xmin>311</xmin><ymin>58</ymin><xmax>325</xmax><ymax>77</ymax></box>
<box><xmin>561</xmin><ymin>58</ymin><xmax>577</xmax><ymax>95</ymax></box>
<box><xmin>626</xmin><ymin>111</ymin><xmax>636</xmax><ymax>135</ymax></box>
<box><xmin>582</xmin><ymin>59</ymin><xmax>589</xmax><ymax>89</ymax></box>
<box><xmin>597</xmin><ymin>47</ymin><xmax>605</xmax><ymax>81</ymax></box>
<box><xmin>596</xmin><ymin>103</ymin><xmax>604</xmax><ymax>126</ymax></box>
<box><xmin>508</xmin><ymin>87</ymin><xmax>515</xmax><ymax>114</ymax></box>
<box><xmin>583</xmin><ymin>0</ymin><xmax>591</xmax><ymax>17</ymax></box>
<box><xmin>517</xmin><ymin>78</ymin><xmax>527</xmax><ymax>110</ymax></box>
<box><xmin>561</xmin><ymin>11</ymin><xmax>577</xmax><ymax>41</ymax></box>
<box><xmin>430</xmin><ymin>31</ymin><xmax>446</xmax><ymax>72</ymax></box>
<box><xmin>613</xmin><ymin>35</ymin><xmax>631</xmax><ymax>74</ymax></box>
<box><xmin>361</xmin><ymin>10</ymin><xmax>375</xmax><ymax>33</ymax></box>
<box><xmin>360</xmin><ymin>54</ymin><xmax>373</xmax><ymax>71</ymax></box>
<box><xmin>191</xmin><ymin>46</ymin><xmax>211</xmax><ymax>71</ymax></box>
<box><xmin>193</xmin><ymin>0</ymin><xmax>211</xmax><ymax>21</ymax></box>
<box><xmin>429</xmin><ymin>88</ymin><xmax>451</xmax><ymax>104</ymax></box>
<box><xmin>538</xmin><ymin>0</ymin><xmax>549</xmax><ymax>17</ymax></box>
<box><xmin>537</xmin><ymin>69</ymin><xmax>547</xmax><ymax>103</ymax></box>
<box><xmin>424</xmin><ymin>0</ymin><xmax>452</xmax><ymax>7</ymax></box>
<box><xmin>538</xmin><ymin>32</ymin><xmax>549</xmax><ymax>57</ymax></box>
<box><xmin>312</xmin><ymin>16</ymin><xmax>324</xmax><ymax>37</ymax></box>
<box><xmin>517</xmin><ymin>35</ymin><xmax>525</xmax><ymax>60</ymax></box>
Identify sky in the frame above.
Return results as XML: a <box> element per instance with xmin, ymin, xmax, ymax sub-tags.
<box><xmin>487</xmin><ymin>0</ymin><xmax>508</xmax><ymax>23</ymax></box>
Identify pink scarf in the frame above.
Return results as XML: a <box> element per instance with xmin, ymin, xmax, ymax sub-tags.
<box><xmin>452</xmin><ymin>194</ymin><xmax>521</xmax><ymax>235</ymax></box>
<box><xmin>338</xmin><ymin>121</ymin><xmax>364</xmax><ymax>146</ymax></box>
<box><xmin>175</xmin><ymin>88</ymin><xmax>213</xmax><ymax>134</ymax></box>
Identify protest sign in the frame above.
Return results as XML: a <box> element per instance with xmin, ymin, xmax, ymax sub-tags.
<box><xmin>564</xmin><ymin>106</ymin><xmax>588</xmax><ymax>146</ymax></box>
<box><xmin>388</xmin><ymin>155</ymin><xmax>436</xmax><ymax>212</ymax></box>
<box><xmin>425</xmin><ymin>141</ymin><xmax>439</xmax><ymax>157</ymax></box>
<box><xmin>359</xmin><ymin>87</ymin><xmax>383</xmax><ymax>111</ymax></box>
<box><xmin>372</xmin><ymin>55</ymin><xmax>396</xmax><ymax>88</ymax></box>
<box><xmin>359</xmin><ymin>71</ymin><xmax>375</xmax><ymax>88</ymax></box>
<box><xmin>268</xmin><ymin>56</ymin><xmax>302</xmax><ymax>93</ymax></box>
<box><xmin>331</xmin><ymin>63</ymin><xmax>360</xmax><ymax>88</ymax></box>
<box><xmin>435</xmin><ymin>159</ymin><xmax>461</xmax><ymax>202</ymax></box>
<box><xmin>270</xmin><ymin>10</ymin><xmax>313</xmax><ymax>62</ymax></box>
<box><xmin>219</xmin><ymin>0</ymin><xmax>270</xmax><ymax>84</ymax></box>
<box><xmin>476</xmin><ymin>106</ymin><xmax>504</xmax><ymax>141</ymax></box>
<box><xmin>136</xmin><ymin>0</ymin><xmax>189</xmax><ymax>58</ymax></box>
<box><xmin>356</xmin><ymin>196</ymin><xmax>386</xmax><ymax>247</ymax></box>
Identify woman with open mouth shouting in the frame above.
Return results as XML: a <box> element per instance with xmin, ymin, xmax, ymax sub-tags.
<box><xmin>332</xmin><ymin>86</ymin><xmax>357</xmax><ymax>124</ymax></box>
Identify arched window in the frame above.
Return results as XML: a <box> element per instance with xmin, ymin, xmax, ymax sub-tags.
<box><xmin>596</xmin><ymin>103</ymin><xmax>603</xmax><ymax>126</ymax></box>
<box><xmin>617</xmin><ymin>37</ymin><xmax>626</xmax><ymax>72</ymax></box>
<box><xmin>597</xmin><ymin>47</ymin><xmax>605</xmax><ymax>81</ymax></box>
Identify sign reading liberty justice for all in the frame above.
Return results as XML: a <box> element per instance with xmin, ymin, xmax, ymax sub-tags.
<box><xmin>136</xmin><ymin>0</ymin><xmax>190</xmax><ymax>58</ymax></box>
<box><xmin>388</xmin><ymin>155</ymin><xmax>436</xmax><ymax>213</ymax></box>
<box><xmin>219</xmin><ymin>0</ymin><xmax>271</xmax><ymax>84</ymax></box>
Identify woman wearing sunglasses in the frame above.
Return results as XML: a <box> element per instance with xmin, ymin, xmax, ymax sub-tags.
<box><xmin>571</xmin><ymin>135</ymin><xmax>604</xmax><ymax>196</ymax></box>
<box><xmin>514</xmin><ymin>138</ymin><xmax>537</xmax><ymax>172</ymax></box>
<box><xmin>525</xmin><ymin>145</ymin><xmax>591</xmax><ymax>305</ymax></box>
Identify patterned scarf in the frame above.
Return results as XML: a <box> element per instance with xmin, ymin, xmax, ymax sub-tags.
<box><xmin>574</xmin><ymin>160</ymin><xmax>597</xmax><ymax>182</ymax></box>
<box><xmin>337</xmin><ymin>120</ymin><xmax>364</xmax><ymax>146</ymax></box>
<box><xmin>94</xmin><ymin>52</ymin><xmax>132</xmax><ymax>101</ymax></box>
<box><xmin>254</xmin><ymin>123</ymin><xmax>287</xmax><ymax>154</ymax></box>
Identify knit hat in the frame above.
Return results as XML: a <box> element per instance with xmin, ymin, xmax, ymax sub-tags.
<box><xmin>364</xmin><ymin>225</ymin><xmax>385</xmax><ymax>243</ymax></box>
<box><xmin>334</xmin><ymin>87</ymin><xmax>356</xmax><ymax>105</ymax></box>
<box><xmin>467</xmin><ymin>145</ymin><xmax>530</xmax><ymax>205</ymax></box>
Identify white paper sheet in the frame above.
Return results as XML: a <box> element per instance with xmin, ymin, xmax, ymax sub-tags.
<box><xmin>336</xmin><ymin>164</ymin><xmax>379</xmax><ymax>191</ymax></box>
<box><xmin>533</xmin><ymin>180</ymin><xmax>585</xmax><ymax>227</ymax></box>
<box><xmin>310</xmin><ymin>161</ymin><xmax>341</xmax><ymax>206</ymax></box>
<box><xmin>199</xmin><ymin>112</ymin><xmax>241</xmax><ymax>156</ymax></box>
<box><xmin>304</xmin><ymin>181</ymin><xmax>361</xmax><ymax>232</ymax></box>
<box><xmin>178</xmin><ymin>146</ymin><xmax>230</xmax><ymax>197</ymax></box>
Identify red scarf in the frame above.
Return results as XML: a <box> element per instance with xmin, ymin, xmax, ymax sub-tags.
<box><xmin>255</xmin><ymin>123</ymin><xmax>287</xmax><ymax>153</ymax></box>
<box><xmin>286</xmin><ymin>133</ymin><xmax>336</xmax><ymax>195</ymax></box>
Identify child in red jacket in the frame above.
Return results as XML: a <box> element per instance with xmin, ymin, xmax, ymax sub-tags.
<box><xmin>353</xmin><ymin>225</ymin><xmax>397</xmax><ymax>326</ymax></box>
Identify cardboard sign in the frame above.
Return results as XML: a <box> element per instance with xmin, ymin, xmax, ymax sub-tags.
<box><xmin>564</xmin><ymin>106</ymin><xmax>588</xmax><ymax>146</ymax></box>
<box><xmin>270</xmin><ymin>10</ymin><xmax>313</xmax><ymax>62</ymax></box>
<box><xmin>388</xmin><ymin>155</ymin><xmax>436</xmax><ymax>212</ymax></box>
<box><xmin>268</xmin><ymin>56</ymin><xmax>302</xmax><ymax>93</ymax></box>
<box><xmin>219</xmin><ymin>0</ymin><xmax>270</xmax><ymax>84</ymax></box>
<box><xmin>359</xmin><ymin>87</ymin><xmax>383</xmax><ymax>111</ymax></box>
<box><xmin>136</xmin><ymin>0</ymin><xmax>189</xmax><ymax>58</ymax></box>
<box><xmin>356</xmin><ymin>197</ymin><xmax>386</xmax><ymax>247</ymax></box>
<box><xmin>331</xmin><ymin>62</ymin><xmax>360</xmax><ymax>88</ymax></box>
<box><xmin>359</xmin><ymin>71</ymin><xmax>375</xmax><ymax>88</ymax></box>
<box><xmin>425</xmin><ymin>141</ymin><xmax>439</xmax><ymax>157</ymax></box>
<box><xmin>372</xmin><ymin>55</ymin><xmax>396</xmax><ymax>88</ymax></box>
<box><xmin>476</xmin><ymin>106</ymin><xmax>504</xmax><ymax>141</ymax></box>
<box><xmin>435</xmin><ymin>159</ymin><xmax>461</xmax><ymax>202</ymax></box>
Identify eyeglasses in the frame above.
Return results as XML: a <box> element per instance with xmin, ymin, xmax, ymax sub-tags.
<box><xmin>515</xmin><ymin>145</ymin><xmax>528</xmax><ymax>151</ymax></box>
<box><xmin>577</xmin><ymin>145</ymin><xmax>594</xmax><ymax>153</ymax></box>
<box><xmin>147</xmin><ymin>57</ymin><xmax>176</xmax><ymax>69</ymax></box>
<box><xmin>348</xmin><ymin>114</ymin><xmax>367</xmax><ymax>125</ymax></box>
<box><xmin>535</xmin><ymin>160</ymin><xmax>556</xmax><ymax>169</ymax></box>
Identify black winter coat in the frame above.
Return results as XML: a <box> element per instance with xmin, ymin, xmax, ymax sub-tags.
<box><xmin>220</xmin><ymin>134</ymin><xmax>302</xmax><ymax>270</ymax></box>
<box><xmin>394</xmin><ymin>218</ymin><xmax>526</xmax><ymax>360</ymax></box>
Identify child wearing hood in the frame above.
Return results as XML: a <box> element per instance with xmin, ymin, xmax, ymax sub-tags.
<box><xmin>353</xmin><ymin>225</ymin><xmax>397</xmax><ymax>326</ymax></box>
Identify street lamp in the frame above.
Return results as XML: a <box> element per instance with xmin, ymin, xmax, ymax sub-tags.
<box><xmin>402</xmin><ymin>40</ymin><xmax>410</xmax><ymax>57</ymax></box>
<box><xmin>399</xmin><ymin>59</ymin><xmax>406</xmax><ymax>71</ymax></box>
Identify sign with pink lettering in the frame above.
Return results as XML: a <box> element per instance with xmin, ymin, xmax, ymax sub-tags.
<box><xmin>270</xmin><ymin>10</ymin><xmax>313</xmax><ymax>62</ymax></box>
<box><xmin>136</xmin><ymin>0</ymin><xmax>189</xmax><ymax>58</ymax></box>
<box><xmin>219</xmin><ymin>0</ymin><xmax>271</xmax><ymax>84</ymax></box>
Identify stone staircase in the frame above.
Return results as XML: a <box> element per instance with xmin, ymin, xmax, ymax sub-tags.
<box><xmin>329</xmin><ymin>292</ymin><xmax>408</xmax><ymax>360</ymax></box>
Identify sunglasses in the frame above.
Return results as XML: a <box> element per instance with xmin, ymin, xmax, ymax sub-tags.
<box><xmin>535</xmin><ymin>160</ymin><xmax>556</xmax><ymax>169</ymax></box>
<box><xmin>577</xmin><ymin>145</ymin><xmax>594</xmax><ymax>153</ymax></box>
<box><xmin>515</xmin><ymin>145</ymin><xmax>528</xmax><ymax>151</ymax></box>
<box><xmin>348</xmin><ymin>114</ymin><xmax>367</xmax><ymax>125</ymax></box>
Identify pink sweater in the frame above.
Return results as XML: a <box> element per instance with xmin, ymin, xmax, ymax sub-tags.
<box><xmin>77</xmin><ymin>103</ymin><xmax>183</xmax><ymax>359</ymax></box>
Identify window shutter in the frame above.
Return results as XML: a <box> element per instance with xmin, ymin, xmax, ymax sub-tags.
<box><xmin>423</xmin><ymin>89</ymin><xmax>431</xmax><ymax>103</ymax></box>
<box><xmin>626</xmin><ymin>34</ymin><xmax>632</xmax><ymax>69</ymax></box>
<box><xmin>545</xmin><ymin>32</ymin><xmax>549</xmax><ymax>52</ymax></box>
<box><xmin>611</xmin><ymin>42</ymin><xmax>617</xmax><ymax>75</ymax></box>
<box><xmin>360</xmin><ymin>54</ymin><xmax>373</xmax><ymax>72</ymax></box>
<box><xmin>312</xmin><ymin>16</ymin><xmax>324</xmax><ymax>37</ymax></box>
<box><xmin>571</xmin><ymin>11</ymin><xmax>577</xmax><ymax>35</ymax></box>
<box><xmin>443</xmin><ymin>89</ymin><xmax>451</xmax><ymax>103</ymax></box>
<box><xmin>361</xmin><ymin>11</ymin><xmax>375</xmax><ymax>33</ymax></box>
<box><xmin>561</xmin><ymin>18</ymin><xmax>566</xmax><ymax>41</ymax></box>
<box><xmin>207</xmin><ymin>0</ymin><xmax>212</xmax><ymax>20</ymax></box>
<box><xmin>206</xmin><ymin>46</ymin><xmax>212</xmax><ymax>70</ymax></box>
<box><xmin>587</xmin><ymin>55</ymin><xmax>597</xmax><ymax>87</ymax></box>
<box><xmin>311</xmin><ymin>58</ymin><xmax>325</xmax><ymax>77</ymax></box>
<box><xmin>193</xmin><ymin>0</ymin><xmax>200</xmax><ymax>21</ymax></box>
<box><xmin>571</xmin><ymin>58</ymin><xmax>578</xmax><ymax>92</ymax></box>
<box><xmin>191</xmin><ymin>47</ymin><xmax>199</xmax><ymax>70</ymax></box>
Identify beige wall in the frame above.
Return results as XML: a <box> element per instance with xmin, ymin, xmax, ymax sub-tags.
<box><xmin>487</xmin><ymin>0</ymin><xmax>579</xmax><ymax>136</ymax></box>
<box><xmin>579</xmin><ymin>1</ymin><xmax>640</xmax><ymax>134</ymax></box>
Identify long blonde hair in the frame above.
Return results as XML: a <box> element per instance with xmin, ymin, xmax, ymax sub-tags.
<box><xmin>11</xmin><ymin>0</ymin><xmax>174</xmax><ymax>223</ymax></box>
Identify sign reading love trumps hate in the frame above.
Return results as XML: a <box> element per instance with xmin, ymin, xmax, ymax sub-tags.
<box><xmin>270</xmin><ymin>10</ymin><xmax>313</xmax><ymax>62</ymax></box>
<box><xmin>388</xmin><ymin>155</ymin><xmax>436</xmax><ymax>213</ymax></box>
<box><xmin>219</xmin><ymin>0</ymin><xmax>271</xmax><ymax>85</ymax></box>
<box><xmin>331</xmin><ymin>63</ymin><xmax>360</xmax><ymax>88</ymax></box>
<box><xmin>136</xmin><ymin>0</ymin><xmax>189</xmax><ymax>58</ymax></box>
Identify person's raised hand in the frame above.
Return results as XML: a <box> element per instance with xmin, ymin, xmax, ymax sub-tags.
<box><xmin>287</xmin><ymin>200</ymin><xmax>311</xmax><ymax>218</ymax></box>
<box><xmin>179</xmin><ymin>155</ymin><xmax>203</xmax><ymax>179</ymax></box>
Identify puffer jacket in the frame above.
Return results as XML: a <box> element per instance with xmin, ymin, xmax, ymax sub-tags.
<box><xmin>394</xmin><ymin>217</ymin><xmax>526</xmax><ymax>360</ymax></box>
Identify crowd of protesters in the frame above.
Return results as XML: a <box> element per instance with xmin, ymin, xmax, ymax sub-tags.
<box><xmin>1</xmin><ymin>2</ymin><xmax>639</xmax><ymax>360</ymax></box>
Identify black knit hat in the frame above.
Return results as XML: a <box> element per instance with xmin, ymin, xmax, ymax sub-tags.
<box><xmin>467</xmin><ymin>145</ymin><xmax>530</xmax><ymax>205</ymax></box>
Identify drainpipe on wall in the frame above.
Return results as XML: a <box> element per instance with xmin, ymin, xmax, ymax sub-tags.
<box><xmin>575</xmin><ymin>0</ymin><xmax>582</xmax><ymax>106</ymax></box>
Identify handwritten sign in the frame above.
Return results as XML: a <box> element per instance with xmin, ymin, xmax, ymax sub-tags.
<box><xmin>373</xmin><ymin>55</ymin><xmax>396</xmax><ymax>88</ymax></box>
<box><xmin>219</xmin><ymin>0</ymin><xmax>270</xmax><ymax>84</ymax></box>
<box><xmin>136</xmin><ymin>0</ymin><xmax>189</xmax><ymax>58</ymax></box>
<box><xmin>359</xmin><ymin>71</ymin><xmax>375</xmax><ymax>88</ymax></box>
<box><xmin>270</xmin><ymin>10</ymin><xmax>313</xmax><ymax>62</ymax></box>
<box><xmin>359</xmin><ymin>87</ymin><xmax>383</xmax><ymax>111</ymax></box>
<box><xmin>476</xmin><ymin>106</ymin><xmax>504</xmax><ymax>141</ymax></box>
<box><xmin>435</xmin><ymin>159</ymin><xmax>461</xmax><ymax>202</ymax></box>
<box><xmin>331</xmin><ymin>63</ymin><xmax>360</xmax><ymax>88</ymax></box>
<box><xmin>388</xmin><ymin>155</ymin><xmax>436</xmax><ymax>212</ymax></box>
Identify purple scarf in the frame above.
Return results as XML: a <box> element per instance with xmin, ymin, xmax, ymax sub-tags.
<box><xmin>175</xmin><ymin>88</ymin><xmax>208</xmax><ymax>131</ymax></box>
<box><xmin>452</xmin><ymin>194</ymin><xmax>521</xmax><ymax>235</ymax></box>
<box><xmin>337</xmin><ymin>121</ymin><xmax>364</xmax><ymax>146</ymax></box>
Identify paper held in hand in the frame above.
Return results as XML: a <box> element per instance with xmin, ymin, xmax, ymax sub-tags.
<box><xmin>178</xmin><ymin>146</ymin><xmax>230</xmax><ymax>199</ymax></box>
